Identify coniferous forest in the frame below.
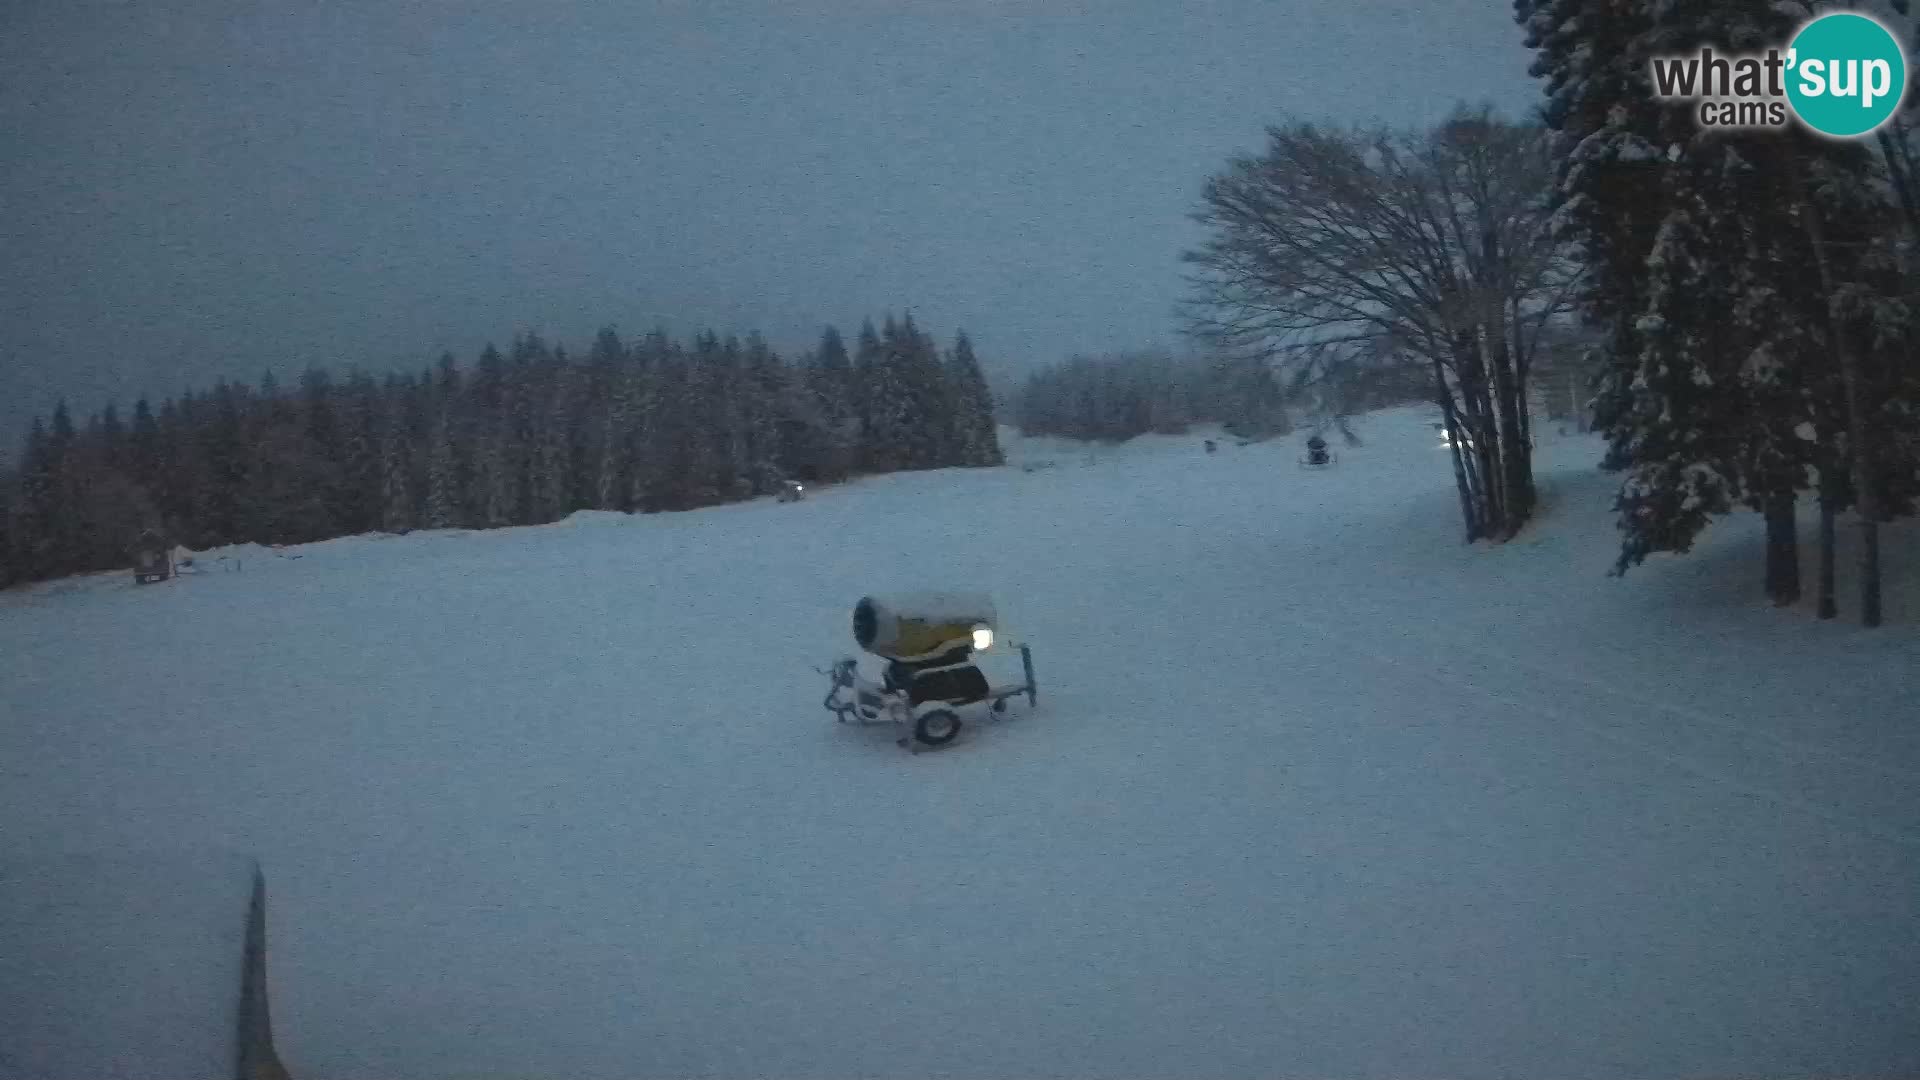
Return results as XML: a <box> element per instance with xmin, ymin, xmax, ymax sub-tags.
<box><xmin>0</xmin><ymin>313</ymin><xmax>1001</xmax><ymax>588</ymax></box>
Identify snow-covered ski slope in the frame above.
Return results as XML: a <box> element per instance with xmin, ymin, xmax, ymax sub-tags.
<box><xmin>4</xmin><ymin>407</ymin><xmax>1917</xmax><ymax>1079</ymax></box>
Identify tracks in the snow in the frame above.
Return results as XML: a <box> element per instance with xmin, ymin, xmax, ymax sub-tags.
<box><xmin>1273</xmin><ymin>598</ymin><xmax>1920</xmax><ymax>850</ymax></box>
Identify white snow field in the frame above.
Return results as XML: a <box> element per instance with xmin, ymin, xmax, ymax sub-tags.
<box><xmin>3</xmin><ymin>407</ymin><xmax>1918</xmax><ymax>1079</ymax></box>
<box><xmin>0</xmin><ymin>851</ymin><xmax>268</xmax><ymax>1080</ymax></box>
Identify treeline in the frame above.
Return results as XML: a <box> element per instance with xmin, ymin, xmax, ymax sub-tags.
<box><xmin>0</xmin><ymin>313</ymin><xmax>1001</xmax><ymax>587</ymax></box>
<box><xmin>1013</xmin><ymin>348</ymin><xmax>1429</xmax><ymax>443</ymax></box>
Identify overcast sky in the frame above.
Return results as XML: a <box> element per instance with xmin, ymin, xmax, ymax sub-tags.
<box><xmin>1</xmin><ymin>0</ymin><xmax>1537</xmax><ymax>454</ymax></box>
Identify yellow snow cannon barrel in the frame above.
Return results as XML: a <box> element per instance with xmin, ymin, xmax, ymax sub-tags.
<box><xmin>852</xmin><ymin>592</ymin><xmax>998</xmax><ymax>662</ymax></box>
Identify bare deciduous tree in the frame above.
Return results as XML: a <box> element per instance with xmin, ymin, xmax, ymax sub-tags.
<box><xmin>1184</xmin><ymin>107</ymin><xmax>1577</xmax><ymax>540</ymax></box>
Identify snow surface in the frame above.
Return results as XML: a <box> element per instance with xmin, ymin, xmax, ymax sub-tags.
<box><xmin>3</xmin><ymin>408</ymin><xmax>1918</xmax><ymax>1078</ymax></box>
<box><xmin>0</xmin><ymin>850</ymin><xmax>256</xmax><ymax>1080</ymax></box>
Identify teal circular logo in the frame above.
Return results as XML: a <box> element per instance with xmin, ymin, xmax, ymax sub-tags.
<box><xmin>1786</xmin><ymin>13</ymin><xmax>1907</xmax><ymax>138</ymax></box>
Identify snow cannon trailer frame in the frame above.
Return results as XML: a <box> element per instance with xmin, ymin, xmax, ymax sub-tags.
<box><xmin>819</xmin><ymin>592</ymin><xmax>1037</xmax><ymax>753</ymax></box>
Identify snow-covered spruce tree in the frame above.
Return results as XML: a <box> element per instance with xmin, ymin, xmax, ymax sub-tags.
<box><xmin>464</xmin><ymin>343</ymin><xmax>506</xmax><ymax>524</ymax></box>
<box><xmin>1556</xmin><ymin>0</ymin><xmax>1774</xmax><ymax>579</ymax></box>
<box><xmin>338</xmin><ymin>372</ymin><xmax>385</xmax><ymax>535</ymax></box>
<box><xmin>1518</xmin><ymin>0</ymin><xmax>1758</xmax><ymax>580</ymax></box>
<box><xmin>13</xmin><ymin>416</ymin><xmax>59</xmax><ymax>579</ymax></box>
<box><xmin>850</xmin><ymin>320</ymin><xmax>885</xmax><ymax>470</ymax></box>
<box><xmin>195</xmin><ymin>386</ymin><xmax>248</xmax><ymax>546</ymax></box>
<box><xmin>423</xmin><ymin>405</ymin><xmax>460</xmax><ymax>529</ymax></box>
<box><xmin>805</xmin><ymin>325</ymin><xmax>859</xmax><ymax>481</ymax></box>
<box><xmin>506</xmin><ymin>333</ymin><xmax>551</xmax><ymax>525</ymax></box>
<box><xmin>947</xmin><ymin>330</ymin><xmax>1004</xmax><ymax>466</ymax></box>
<box><xmin>892</xmin><ymin>313</ymin><xmax>954</xmax><ymax>469</ymax></box>
<box><xmin>625</xmin><ymin>330</ymin><xmax>671</xmax><ymax>512</ymax></box>
<box><xmin>579</xmin><ymin>328</ymin><xmax>623</xmax><ymax>512</ymax></box>
<box><xmin>297</xmin><ymin>368</ymin><xmax>346</xmax><ymax>533</ymax></box>
<box><xmin>529</xmin><ymin>361</ymin><xmax>575</xmax><ymax>524</ymax></box>
<box><xmin>693</xmin><ymin>331</ymin><xmax>746</xmax><ymax>502</ymax></box>
<box><xmin>159</xmin><ymin>394</ymin><xmax>195</xmax><ymax>545</ymax></box>
<box><xmin>129</xmin><ymin>399</ymin><xmax>161</xmax><ymax>512</ymax></box>
<box><xmin>378</xmin><ymin>376</ymin><xmax>416</xmax><ymax>534</ymax></box>
<box><xmin>596</xmin><ymin>355</ymin><xmax>636</xmax><ymax>512</ymax></box>
<box><xmin>475</xmin><ymin>409</ymin><xmax>514</xmax><ymax>530</ymax></box>
<box><xmin>859</xmin><ymin>317</ymin><xmax>913</xmax><ymax>473</ymax></box>
<box><xmin>645</xmin><ymin>336</ymin><xmax>715</xmax><ymax>509</ymax></box>
<box><xmin>774</xmin><ymin>349</ymin><xmax>846</xmax><ymax>483</ymax></box>
<box><xmin>422</xmin><ymin>355</ymin><xmax>463</xmax><ymax>529</ymax></box>
<box><xmin>1516</xmin><ymin>0</ymin><xmax>1667</xmax><ymax>468</ymax></box>
<box><xmin>1607</xmin><ymin>164</ymin><xmax>1749</xmax><ymax>575</ymax></box>
<box><xmin>741</xmin><ymin>334</ymin><xmax>789</xmax><ymax>493</ymax></box>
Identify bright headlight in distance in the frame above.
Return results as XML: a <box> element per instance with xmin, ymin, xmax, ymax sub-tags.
<box><xmin>972</xmin><ymin>626</ymin><xmax>993</xmax><ymax>651</ymax></box>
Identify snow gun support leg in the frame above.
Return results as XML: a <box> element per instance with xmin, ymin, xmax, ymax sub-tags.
<box><xmin>1021</xmin><ymin>643</ymin><xmax>1036</xmax><ymax>707</ymax></box>
<box><xmin>982</xmin><ymin>642</ymin><xmax>1038</xmax><ymax>720</ymax></box>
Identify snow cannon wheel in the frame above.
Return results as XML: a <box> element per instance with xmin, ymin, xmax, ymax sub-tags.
<box><xmin>914</xmin><ymin>709</ymin><xmax>962</xmax><ymax>747</ymax></box>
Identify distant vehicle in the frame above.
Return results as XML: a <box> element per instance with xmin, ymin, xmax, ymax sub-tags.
<box><xmin>778</xmin><ymin>480</ymin><xmax>805</xmax><ymax>503</ymax></box>
<box><xmin>131</xmin><ymin>530</ymin><xmax>173</xmax><ymax>584</ymax></box>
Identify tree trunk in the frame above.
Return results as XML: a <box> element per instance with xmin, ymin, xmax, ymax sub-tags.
<box><xmin>1435</xmin><ymin>358</ymin><xmax>1479</xmax><ymax>542</ymax></box>
<box><xmin>1453</xmin><ymin>332</ymin><xmax>1504</xmax><ymax>538</ymax></box>
<box><xmin>1763</xmin><ymin>493</ymin><xmax>1801</xmax><ymax>607</ymax></box>
<box><xmin>1793</xmin><ymin>159</ymin><xmax>1883</xmax><ymax>628</ymax></box>
<box><xmin>1818</xmin><ymin>484</ymin><xmax>1838</xmax><ymax>620</ymax></box>
<box><xmin>1490</xmin><ymin>338</ymin><xmax>1534</xmax><ymax>536</ymax></box>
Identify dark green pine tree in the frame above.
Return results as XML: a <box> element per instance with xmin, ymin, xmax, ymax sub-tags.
<box><xmin>852</xmin><ymin>319</ymin><xmax>888</xmax><ymax>470</ymax></box>
<box><xmin>808</xmin><ymin>325</ymin><xmax>858</xmax><ymax>480</ymax></box>
<box><xmin>1608</xmin><ymin>172</ymin><xmax>1746</xmax><ymax>572</ymax></box>
<box><xmin>530</xmin><ymin>360</ymin><xmax>576</xmax><ymax>523</ymax></box>
<box><xmin>740</xmin><ymin>333</ymin><xmax>787</xmax><ymax>494</ymax></box>
<box><xmin>860</xmin><ymin>316</ymin><xmax>915</xmax><ymax>472</ymax></box>
<box><xmin>423</xmin><ymin>403</ymin><xmax>460</xmax><ymax>530</ymax></box>
<box><xmin>893</xmin><ymin>312</ymin><xmax>955</xmax><ymax>469</ymax></box>
<box><xmin>947</xmin><ymin>330</ymin><xmax>1003</xmax><ymax>466</ymax></box>
<box><xmin>379</xmin><ymin>380</ymin><xmax>415</xmax><ymax>534</ymax></box>
<box><xmin>652</xmin><ymin>341</ymin><xmax>717</xmax><ymax>509</ymax></box>
<box><xmin>711</xmin><ymin>334</ymin><xmax>753</xmax><ymax>499</ymax></box>
<box><xmin>506</xmin><ymin>333</ymin><xmax>547</xmax><ymax>525</ymax></box>
<box><xmin>478</xmin><ymin>416</ymin><xmax>514</xmax><ymax>529</ymax></box>
<box><xmin>15</xmin><ymin>416</ymin><xmax>59</xmax><ymax>578</ymax></box>
<box><xmin>580</xmin><ymin>328</ymin><xmax>624</xmax><ymax>511</ymax></box>
<box><xmin>97</xmin><ymin>403</ymin><xmax>125</xmax><ymax>476</ymax></box>
<box><xmin>630</xmin><ymin>337</ymin><xmax>677</xmax><ymax>511</ymax></box>
<box><xmin>298</xmin><ymin>367</ymin><xmax>347</xmax><ymax>530</ymax></box>
<box><xmin>1518</xmin><ymin>0</ymin><xmax>1757</xmax><ymax>579</ymax></box>
<box><xmin>466</xmin><ymin>343</ymin><xmax>506</xmax><ymax>523</ymax></box>
<box><xmin>155</xmin><ymin>397</ymin><xmax>205</xmax><ymax>544</ymax></box>
<box><xmin>130</xmin><ymin>398</ymin><xmax>161</xmax><ymax>512</ymax></box>
<box><xmin>1515</xmin><ymin>0</ymin><xmax>1667</xmax><ymax>473</ymax></box>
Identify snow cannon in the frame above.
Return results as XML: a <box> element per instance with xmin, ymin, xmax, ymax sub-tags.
<box><xmin>821</xmin><ymin>592</ymin><xmax>1038</xmax><ymax>752</ymax></box>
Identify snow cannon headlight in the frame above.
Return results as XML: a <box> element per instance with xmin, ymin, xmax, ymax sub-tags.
<box><xmin>852</xmin><ymin>592</ymin><xmax>999</xmax><ymax>661</ymax></box>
